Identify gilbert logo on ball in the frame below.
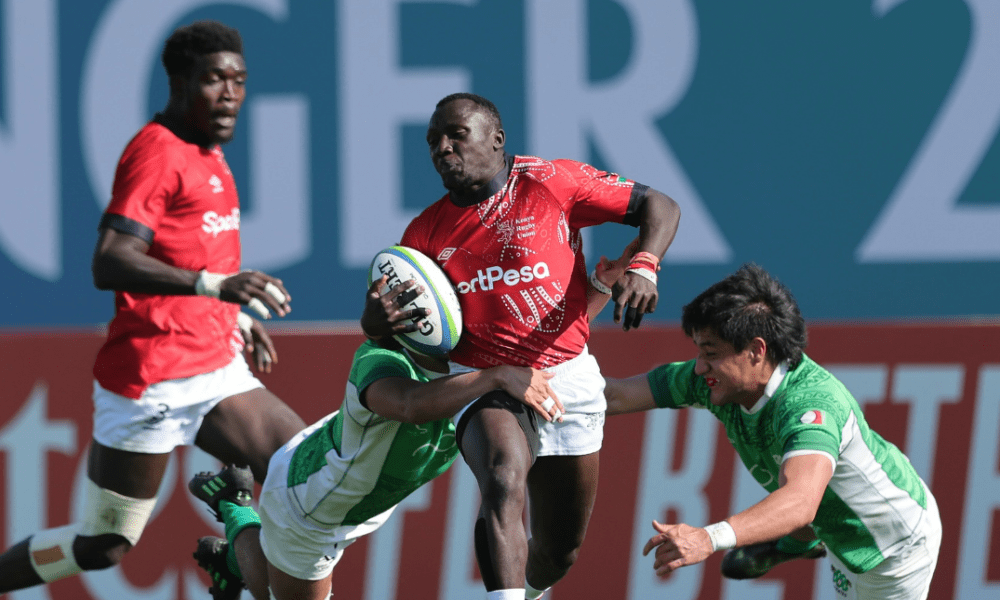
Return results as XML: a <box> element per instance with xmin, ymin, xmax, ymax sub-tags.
<box><xmin>369</xmin><ymin>246</ymin><xmax>463</xmax><ymax>356</ymax></box>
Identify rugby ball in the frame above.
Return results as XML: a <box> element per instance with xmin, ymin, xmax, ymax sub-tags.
<box><xmin>368</xmin><ymin>246</ymin><xmax>463</xmax><ymax>356</ymax></box>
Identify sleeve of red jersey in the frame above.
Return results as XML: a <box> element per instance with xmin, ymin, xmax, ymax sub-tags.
<box><xmin>554</xmin><ymin>158</ymin><xmax>637</xmax><ymax>229</ymax></box>
<box><xmin>399</xmin><ymin>208</ymin><xmax>433</xmax><ymax>254</ymax></box>
<box><xmin>104</xmin><ymin>133</ymin><xmax>179</xmax><ymax>232</ymax></box>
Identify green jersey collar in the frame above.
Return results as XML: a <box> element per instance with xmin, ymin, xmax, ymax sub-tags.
<box><xmin>741</xmin><ymin>360</ymin><xmax>790</xmax><ymax>415</ymax></box>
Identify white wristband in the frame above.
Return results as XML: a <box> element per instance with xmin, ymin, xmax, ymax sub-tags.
<box><xmin>626</xmin><ymin>267</ymin><xmax>658</xmax><ymax>285</ymax></box>
<box><xmin>589</xmin><ymin>270</ymin><xmax>613</xmax><ymax>295</ymax></box>
<box><xmin>194</xmin><ymin>270</ymin><xmax>227</xmax><ymax>299</ymax></box>
<box><xmin>704</xmin><ymin>521</ymin><xmax>737</xmax><ymax>552</ymax></box>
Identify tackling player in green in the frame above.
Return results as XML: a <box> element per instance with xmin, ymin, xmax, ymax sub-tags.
<box><xmin>187</xmin><ymin>274</ymin><xmax>564</xmax><ymax>600</ymax></box>
<box><xmin>185</xmin><ymin>246</ymin><xmax>636</xmax><ymax>600</ymax></box>
<box><xmin>603</xmin><ymin>263</ymin><xmax>941</xmax><ymax>600</ymax></box>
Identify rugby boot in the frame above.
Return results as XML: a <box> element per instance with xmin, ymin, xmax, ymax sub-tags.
<box><xmin>193</xmin><ymin>536</ymin><xmax>244</xmax><ymax>600</ymax></box>
<box><xmin>189</xmin><ymin>464</ymin><xmax>254</xmax><ymax>522</ymax></box>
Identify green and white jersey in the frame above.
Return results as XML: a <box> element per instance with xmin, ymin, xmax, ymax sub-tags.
<box><xmin>647</xmin><ymin>354</ymin><xmax>928</xmax><ymax>573</ymax></box>
<box><xmin>284</xmin><ymin>341</ymin><xmax>458</xmax><ymax>529</ymax></box>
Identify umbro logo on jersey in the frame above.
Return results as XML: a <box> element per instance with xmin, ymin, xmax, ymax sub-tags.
<box><xmin>202</xmin><ymin>208</ymin><xmax>240</xmax><ymax>237</ymax></box>
<box><xmin>438</xmin><ymin>248</ymin><xmax>456</xmax><ymax>261</ymax></box>
<box><xmin>209</xmin><ymin>174</ymin><xmax>224</xmax><ymax>193</ymax></box>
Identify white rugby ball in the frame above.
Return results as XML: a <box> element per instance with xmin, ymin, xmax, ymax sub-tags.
<box><xmin>368</xmin><ymin>246</ymin><xmax>463</xmax><ymax>356</ymax></box>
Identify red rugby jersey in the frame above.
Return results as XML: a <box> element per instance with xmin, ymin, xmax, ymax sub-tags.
<box><xmin>93</xmin><ymin>122</ymin><xmax>243</xmax><ymax>399</ymax></box>
<box><xmin>401</xmin><ymin>155</ymin><xmax>637</xmax><ymax>369</ymax></box>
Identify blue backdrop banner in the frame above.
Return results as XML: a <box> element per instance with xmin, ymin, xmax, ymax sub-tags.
<box><xmin>1</xmin><ymin>0</ymin><xmax>997</xmax><ymax>326</ymax></box>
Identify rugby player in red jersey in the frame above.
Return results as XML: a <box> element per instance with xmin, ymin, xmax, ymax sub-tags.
<box><xmin>0</xmin><ymin>21</ymin><xmax>305</xmax><ymax>598</ymax></box>
<box><xmin>363</xmin><ymin>93</ymin><xmax>681</xmax><ymax>600</ymax></box>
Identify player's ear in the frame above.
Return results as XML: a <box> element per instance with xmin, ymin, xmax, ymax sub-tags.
<box><xmin>748</xmin><ymin>337</ymin><xmax>768</xmax><ymax>365</ymax></box>
<box><xmin>493</xmin><ymin>127</ymin><xmax>505</xmax><ymax>151</ymax></box>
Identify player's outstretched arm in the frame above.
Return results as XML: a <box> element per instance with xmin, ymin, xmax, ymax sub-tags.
<box><xmin>604</xmin><ymin>374</ymin><xmax>658</xmax><ymax>416</ymax></box>
<box><xmin>364</xmin><ymin>365</ymin><xmax>564</xmax><ymax>425</ymax></box>
<box><xmin>642</xmin><ymin>453</ymin><xmax>833</xmax><ymax>576</ymax></box>
<box><xmin>725</xmin><ymin>454</ymin><xmax>832</xmax><ymax>547</ymax></box>
<box><xmin>92</xmin><ymin>225</ymin><xmax>291</xmax><ymax>319</ymax></box>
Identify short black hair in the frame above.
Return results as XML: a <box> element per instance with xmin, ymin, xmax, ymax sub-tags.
<box><xmin>682</xmin><ymin>263</ymin><xmax>807</xmax><ymax>368</ymax></box>
<box><xmin>436</xmin><ymin>93</ymin><xmax>503</xmax><ymax>131</ymax></box>
<box><xmin>161</xmin><ymin>20</ymin><xmax>243</xmax><ymax>78</ymax></box>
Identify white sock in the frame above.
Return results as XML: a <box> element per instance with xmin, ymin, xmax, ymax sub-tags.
<box><xmin>486</xmin><ymin>590</ymin><xmax>525</xmax><ymax>600</ymax></box>
<box><xmin>525</xmin><ymin>581</ymin><xmax>549</xmax><ymax>599</ymax></box>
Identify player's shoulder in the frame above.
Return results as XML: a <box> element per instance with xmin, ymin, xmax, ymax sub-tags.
<box><xmin>772</xmin><ymin>358</ymin><xmax>853</xmax><ymax>422</ymax></box>
<box><xmin>128</xmin><ymin>121</ymin><xmax>182</xmax><ymax>149</ymax></box>
<box><xmin>785</xmin><ymin>356</ymin><xmax>845</xmax><ymax>396</ymax></box>
<box><xmin>404</xmin><ymin>193</ymin><xmax>452</xmax><ymax>237</ymax></box>
<box><xmin>514</xmin><ymin>155</ymin><xmax>610</xmax><ymax>188</ymax></box>
<box><xmin>120</xmin><ymin>122</ymin><xmax>189</xmax><ymax>165</ymax></box>
<box><xmin>353</xmin><ymin>340</ymin><xmax>409</xmax><ymax>365</ymax></box>
<box><xmin>350</xmin><ymin>341</ymin><xmax>415</xmax><ymax>380</ymax></box>
<box><xmin>513</xmin><ymin>154</ymin><xmax>573</xmax><ymax>173</ymax></box>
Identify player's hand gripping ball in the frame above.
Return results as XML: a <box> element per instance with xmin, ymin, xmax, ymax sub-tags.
<box><xmin>368</xmin><ymin>246</ymin><xmax>463</xmax><ymax>356</ymax></box>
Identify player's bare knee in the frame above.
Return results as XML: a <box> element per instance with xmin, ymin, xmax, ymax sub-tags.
<box><xmin>535</xmin><ymin>542</ymin><xmax>582</xmax><ymax>573</ymax></box>
<box><xmin>479</xmin><ymin>463</ymin><xmax>527</xmax><ymax>511</ymax></box>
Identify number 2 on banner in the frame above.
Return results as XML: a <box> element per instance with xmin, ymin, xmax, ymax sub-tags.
<box><xmin>858</xmin><ymin>0</ymin><xmax>1000</xmax><ymax>262</ymax></box>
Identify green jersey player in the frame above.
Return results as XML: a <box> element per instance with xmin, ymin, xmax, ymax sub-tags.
<box><xmin>604</xmin><ymin>263</ymin><xmax>940</xmax><ymax>600</ymax></box>
<box><xmin>186</xmin><ymin>275</ymin><xmax>565</xmax><ymax>600</ymax></box>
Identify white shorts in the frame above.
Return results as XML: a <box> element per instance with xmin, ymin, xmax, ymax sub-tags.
<box><xmin>826</xmin><ymin>482</ymin><xmax>941</xmax><ymax>600</ymax></box>
<box><xmin>257</xmin><ymin>414</ymin><xmax>395</xmax><ymax>581</ymax></box>
<box><xmin>450</xmin><ymin>346</ymin><xmax>607</xmax><ymax>457</ymax></box>
<box><xmin>92</xmin><ymin>354</ymin><xmax>263</xmax><ymax>454</ymax></box>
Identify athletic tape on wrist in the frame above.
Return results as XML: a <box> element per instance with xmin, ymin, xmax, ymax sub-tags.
<box><xmin>195</xmin><ymin>270</ymin><xmax>227</xmax><ymax>299</ymax></box>
<box><xmin>589</xmin><ymin>270</ymin><xmax>613</xmax><ymax>295</ymax></box>
<box><xmin>28</xmin><ymin>525</ymin><xmax>83</xmax><ymax>582</ymax></box>
<box><xmin>704</xmin><ymin>521</ymin><xmax>737</xmax><ymax>551</ymax></box>
<box><xmin>626</xmin><ymin>267</ymin><xmax>658</xmax><ymax>285</ymax></box>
